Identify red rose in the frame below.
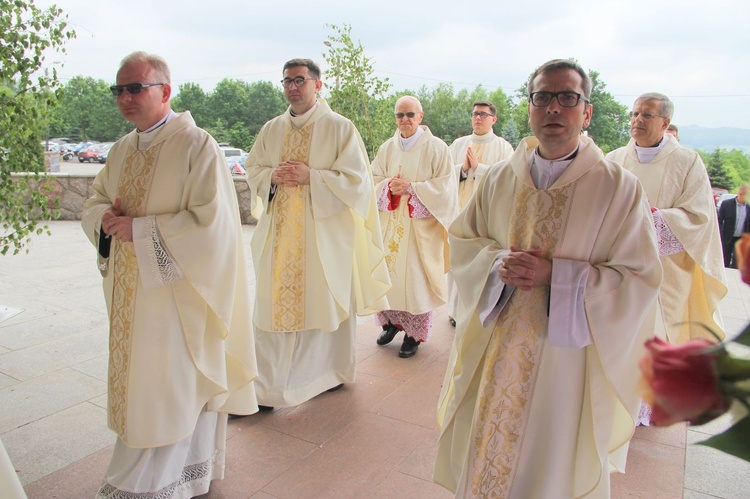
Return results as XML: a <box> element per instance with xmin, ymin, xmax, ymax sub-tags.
<box><xmin>735</xmin><ymin>233</ymin><xmax>750</xmax><ymax>285</ymax></box>
<box><xmin>639</xmin><ymin>337</ymin><xmax>730</xmax><ymax>426</ymax></box>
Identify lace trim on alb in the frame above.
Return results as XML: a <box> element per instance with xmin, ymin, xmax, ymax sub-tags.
<box><xmin>377</xmin><ymin>183</ymin><xmax>391</xmax><ymax>211</ymax></box>
<box><xmin>96</xmin><ymin>449</ymin><xmax>223</xmax><ymax>499</ymax></box>
<box><xmin>406</xmin><ymin>186</ymin><xmax>430</xmax><ymax>219</ymax></box>
<box><xmin>144</xmin><ymin>216</ymin><xmax>184</xmax><ymax>286</ymax></box>
<box><xmin>652</xmin><ymin>210</ymin><xmax>683</xmax><ymax>256</ymax></box>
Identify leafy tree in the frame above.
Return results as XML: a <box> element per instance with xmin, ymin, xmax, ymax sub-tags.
<box><xmin>49</xmin><ymin>76</ymin><xmax>130</xmax><ymax>141</ymax></box>
<box><xmin>487</xmin><ymin>87</ymin><xmax>511</xmax><ymax>136</ymax></box>
<box><xmin>703</xmin><ymin>148</ymin><xmax>734</xmax><ymax>190</ymax></box>
<box><xmin>322</xmin><ymin>23</ymin><xmax>393</xmax><ymax>159</ymax></box>
<box><xmin>171</xmin><ymin>82</ymin><xmax>208</xmax><ymax>125</ymax></box>
<box><xmin>721</xmin><ymin>149</ymin><xmax>750</xmax><ymax>189</ymax></box>
<box><xmin>586</xmin><ymin>71</ymin><xmax>629</xmax><ymax>153</ymax></box>
<box><xmin>419</xmin><ymin>83</ymin><xmax>473</xmax><ymax>144</ymax></box>
<box><xmin>1</xmin><ymin>0</ymin><xmax>75</xmax><ymax>255</ymax></box>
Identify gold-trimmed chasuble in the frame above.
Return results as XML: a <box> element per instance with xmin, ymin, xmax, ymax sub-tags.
<box><xmin>464</xmin><ymin>183</ymin><xmax>574</xmax><ymax>497</ymax></box>
<box><xmin>108</xmin><ymin>144</ymin><xmax>160</xmax><ymax>438</ymax></box>
<box><xmin>270</xmin><ymin>126</ymin><xmax>312</xmax><ymax>331</ymax></box>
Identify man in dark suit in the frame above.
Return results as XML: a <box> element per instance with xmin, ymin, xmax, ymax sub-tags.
<box><xmin>718</xmin><ymin>184</ymin><xmax>750</xmax><ymax>267</ymax></box>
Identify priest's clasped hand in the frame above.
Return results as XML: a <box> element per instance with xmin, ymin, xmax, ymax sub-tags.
<box><xmin>272</xmin><ymin>161</ymin><xmax>311</xmax><ymax>187</ymax></box>
<box><xmin>101</xmin><ymin>197</ymin><xmax>134</xmax><ymax>243</ymax></box>
<box><xmin>499</xmin><ymin>246</ymin><xmax>552</xmax><ymax>291</ymax></box>
<box><xmin>389</xmin><ymin>173</ymin><xmax>411</xmax><ymax>196</ymax></box>
<box><xmin>462</xmin><ymin>148</ymin><xmax>478</xmax><ymax>173</ymax></box>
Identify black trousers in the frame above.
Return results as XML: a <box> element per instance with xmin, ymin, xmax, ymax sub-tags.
<box><xmin>723</xmin><ymin>235</ymin><xmax>741</xmax><ymax>268</ymax></box>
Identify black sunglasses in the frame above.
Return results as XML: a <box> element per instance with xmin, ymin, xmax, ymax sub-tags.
<box><xmin>110</xmin><ymin>83</ymin><xmax>165</xmax><ymax>96</ymax></box>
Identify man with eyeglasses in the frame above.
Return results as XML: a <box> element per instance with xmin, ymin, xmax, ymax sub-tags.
<box><xmin>435</xmin><ymin>59</ymin><xmax>662</xmax><ymax>498</ymax></box>
<box><xmin>446</xmin><ymin>100</ymin><xmax>514</xmax><ymax>327</ymax></box>
<box><xmin>246</xmin><ymin>59</ymin><xmax>390</xmax><ymax>409</ymax></box>
<box><xmin>370</xmin><ymin>95</ymin><xmax>458</xmax><ymax>358</ymax></box>
<box><xmin>607</xmin><ymin>93</ymin><xmax>726</xmax><ymax>349</ymax></box>
<box><xmin>81</xmin><ymin>51</ymin><xmax>259</xmax><ymax>497</ymax></box>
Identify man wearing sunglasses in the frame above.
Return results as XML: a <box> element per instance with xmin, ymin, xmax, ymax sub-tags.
<box><xmin>446</xmin><ymin>100</ymin><xmax>514</xmax><ymax>328</ymax></box>
<box><xmin>246</xmin><ymin>59</ymin><xmax>390</xmax><ymax>409</ymax></box>
<box><xmin>82</xmin><ymin>51</ymin><xmax>258</xmax><ymax>497</ymax></box>
<box><xmin>370</xmin><ymin>96</ymin><xmax>459</xmax><ymax>358</ymax></box>
<box><xmin>435</xmin><ymin>60</ymin><xmax>662</xmax><ymax>497</ymax></box>
<box><xmin>607</xmin><ymin>94</ymin><xmax>726</xmax><ymax>350</ymax></box>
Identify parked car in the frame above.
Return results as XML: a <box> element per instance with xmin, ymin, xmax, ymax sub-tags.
<box><xmin>78</xmin><ymin>143</ymin><xmax>107</xmax><ymax>163</ymax></box>
<box><xmin>95</xmin><ymin>143</ymin><xmax>115</xmax><ymax>163</ymax></box>
<box><xmin>227</xmin><ymin>154</ymin><xmax>248</xmax><ymax>175</ymax></box>
<box><xmin>220</xmin><ymin>147</ymin><xmax>245</xmax><ymax>158</ymax></box>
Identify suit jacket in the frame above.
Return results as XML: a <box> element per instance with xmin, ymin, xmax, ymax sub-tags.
<box><xmin>718</xmin><ymin>197</ymin><xmax>750</xmax><ymax>243</ymax></box>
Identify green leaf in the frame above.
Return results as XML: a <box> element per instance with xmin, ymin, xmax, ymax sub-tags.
<box><xmin>732</xmin><ymin>322</ymin><xmax>750</xmax><ymax>348</ymax></box>
<box><xmin>696</xmin><ymin>416</ymin><xmax>750</xmax><ymax>462</ymax></box>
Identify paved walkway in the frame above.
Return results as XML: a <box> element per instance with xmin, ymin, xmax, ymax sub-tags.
<box><xmin>1</xmin><ymin>221</ymin><xmax>749</xmax><ymax>498</ymax></box>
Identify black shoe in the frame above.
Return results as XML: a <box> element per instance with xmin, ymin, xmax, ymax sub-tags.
<box><xmin>449</xmin><ymin>317</ymin><xmax>456</xmax><ymax>327</ymax></box>
<box><xmin>258</xmin><ymin>405</ymin><xmax>274</xmax><ymax>412</ymax></box>
<box><xmin>377</xmin><ymin>325</ymin><xmax>400</xmax><ymax>346</ymax></box>
<box><xmin>327</xmin><ymin>383</ymin><xmax>344</xmax><ymax>392</ymax></box>
<box><xmin>398</xmin><ymin>335</ymin><xmax>420</xmax><ymax>358</ymax></box>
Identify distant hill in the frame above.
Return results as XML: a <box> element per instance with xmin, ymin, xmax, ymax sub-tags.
<box><xmin>678</xmin><ymin>125</ymin><xmax>750</xmax><ymax>154</ymax></box>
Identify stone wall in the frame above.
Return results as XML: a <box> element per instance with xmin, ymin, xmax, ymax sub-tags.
<box><xmin>11</xmin><ymin>172</ymin><xmax>257</xmax><ymax>224</ymax></box>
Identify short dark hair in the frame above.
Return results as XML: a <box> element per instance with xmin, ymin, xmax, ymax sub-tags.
<box><xmin>283</xmin><ymin>58</ymin><xmax>321</xmax><ymax>79</ymax></box>
<box><xmin>473</xmin><ymin>100</ymin><xmax>497</xmax><ymax>116</ymax></box>
<box><xmin>528</xmin><ymin>59</ymin><xmax>592</xmax><ymax>99</ymax></box>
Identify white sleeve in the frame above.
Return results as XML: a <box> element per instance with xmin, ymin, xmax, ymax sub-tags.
<box><xmin>548</xmin><ymin>258</ymin><xmax>592</xmax><ymax>348</ymax></box>
<box><xmin>133</xmin><ymin>216</ymin><xmax>185</xmax><ymax>290</ymax></box>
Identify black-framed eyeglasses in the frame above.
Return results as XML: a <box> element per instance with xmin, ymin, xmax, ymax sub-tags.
<box><xmin>109</xmin><ymin>83</ymin><xmax>165</xmax><ymax>96</ymax></box>
<box><xmin>529</xmin><ymin>91</ymin><xmax>589</xmax><ymax>107</ymax></box>
<box><xmin>395</xmin><ymin>112</ymin><xmax>418</xmax><ymax>119</ymax></box>
<box><xmin>281</xmin><ymin>77</ymin><xmax>317</xmax><ymax>89</ymax></box>
<box><xmin>471</xmin><ymin>111</ymin><xmax>495</xmax><ymax>119</ymax></box>
<box><xmin>628</xmin><ymin>111</ymin><xmax>667</xmax><ymax>120</ymax></box>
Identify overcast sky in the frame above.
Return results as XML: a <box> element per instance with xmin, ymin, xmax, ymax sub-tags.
<box><xmin>38</xmin><ymin>0</ymin><xmax>750</xmax><ymax>130</ymax></box>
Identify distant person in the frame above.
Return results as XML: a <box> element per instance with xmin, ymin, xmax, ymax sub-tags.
<box><xmin>607</xmin><ymin>92</ymin><xmax>727</xmax><ymax>346</ymax></box>
<box><xmin>666</xmin><ymin>123</ymin><xmax>679</xmax><ymax>140</ymax></box>
<box><xmin>82</xmin><ymin>51</ymin><xmax>258</xmax><ymax>497</ymax></box>
<box><xmin>446</xmin><ymin>100</ymin><xmax>514</xmax><ymax>327</ymax></box>
<box><xmin>245</xmin><ymin>58</ymin><xmax>390</xmax><ymax>408</ymax></box>
<box><xmin>434</xmin><ymin>59</ymin><xmax>661</xmax><ymax>497</ymax></box>
<box><xmin>371</xmin><ymin>95</ymin><xmax>458</xmax><ymax>357</ymax></box>
<box><xmin>718</xmin><ymin>184</ymin><xmax>750</xmax><ymax>267</ymax></box>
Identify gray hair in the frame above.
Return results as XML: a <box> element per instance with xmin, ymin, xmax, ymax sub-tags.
<box><xmin>119</xmin><ymin>51</ymin><xmax>171</xmax><ymax>84</ymax></box>
<box><xmin>395</xmin><ymin>95</ymin><xmax>423</xmax><ymax>112</ymax></box>
<box><xmin>528</xmin><ymin>59</ymin><xmax>592</xmax><ymax>99</ymax></box>
<box><xmin>635</xmin><ymin>92</ymin><xmax>674</xmax><ymax>119</ymax></box>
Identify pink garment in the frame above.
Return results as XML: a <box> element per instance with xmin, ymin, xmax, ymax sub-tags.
<box><xmin>375</xmin><ymin>310</ymin><xmax>433</xmax><ymax>342</ymax></box>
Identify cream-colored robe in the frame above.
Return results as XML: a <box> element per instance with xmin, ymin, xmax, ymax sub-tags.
<box><xmin>435</xmin><ymin>136</ymin><xmax>662</xmax><ymax>498</ymax></box>
<box><xmin>607</xmin><ymin>136</ymin><xmax>727</xmax><ymax>344</ymax></box>
<box><xmin>246</xmin><ymin>99</ymin><xmax>390</xmax><ymax>406</ymax></box>
<box><xmin>447</xmin><ymin>133</ymin><xmax>514</xmax><ymax>318</ymax></box>
<box><xmin>448</xmin><ymin>132</ymin><xmax>514</xmax><ymax>207</ymax></box>
<box><xmin>82</xmin><ymin>111</ymin><xmax>258</xmax><ymax>448</ymax></box>
<box><xmin>371</xmin><ymin>126</ymin><xmax>459</xmax><ymax>314</ymax></box>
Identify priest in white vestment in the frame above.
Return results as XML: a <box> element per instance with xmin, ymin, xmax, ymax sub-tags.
<box><xmin>446</xmin><ymin>100</ymin><xmax>514</xmax><ymax>326</ymax></box>
<box><xmin>371</xmin><ymin>96</ymin><xmax>459</xmax><ymax>358</ymax></box>
<box><xmin>607</xmin><ymin>92</ymin><xmax>727</xmax><ymax>426</ymax></box>
<box><xmin>245</xmin><ymin>59</ymin><xmax>390</xmax><ymax>408</ymax></box>
<box><xmin>82</xmin><ymin>52</ymin><xmax>258</xmax><ymax>498</ymax></box>
<box><xmin>607</xmin><ymin>92</ymin><xmax>727</xmax><ymax>346</ymax></box>
<box><xmin>434</xmin><ymin>60</ymin><xmax>662</xmax><ymax>498</ymax></box>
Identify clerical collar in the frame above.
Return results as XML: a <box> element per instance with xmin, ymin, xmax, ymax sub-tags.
<box><xmin>136</xmin><ymin>110</ymin><xmax>177</xmax><ymax>151</ymax></box>
<box><xmin>399</xmin><ymin>126</ymin><xmax>424</xmax><ymax>151</ymax></box>
<box><xmin>289</xmin><ymin>101</ymin><xmax>319</xmax><ymax>129</ymax></box>
<box><xmin>529</xmin><ymin>141</ymin><xmax>582</xmax><ymax>190</ymax></box>
<box><xmin>634</xmin><ymin>134</ymin><xmax>668</xmax><ymax>163</ymax></box>
<box><xmin>137</xmin><ymin>110</ymin><xmax>173</xmax><ymax>134</ymax></box>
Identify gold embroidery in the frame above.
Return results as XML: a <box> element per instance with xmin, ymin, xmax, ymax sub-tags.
<box><xmin>270</xmin><ymin>126</ymin><xmax>312</xmax><ymax>331</ymax></box>
<box><xmin>464</xmin><ymin>183</ymin><xmax>574</xmax><ymax>497</ymax></box>
<box><xmin>108</xmin><ymin>144</ymin><xmax>160</xmax><ymax>440</ymax></box>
